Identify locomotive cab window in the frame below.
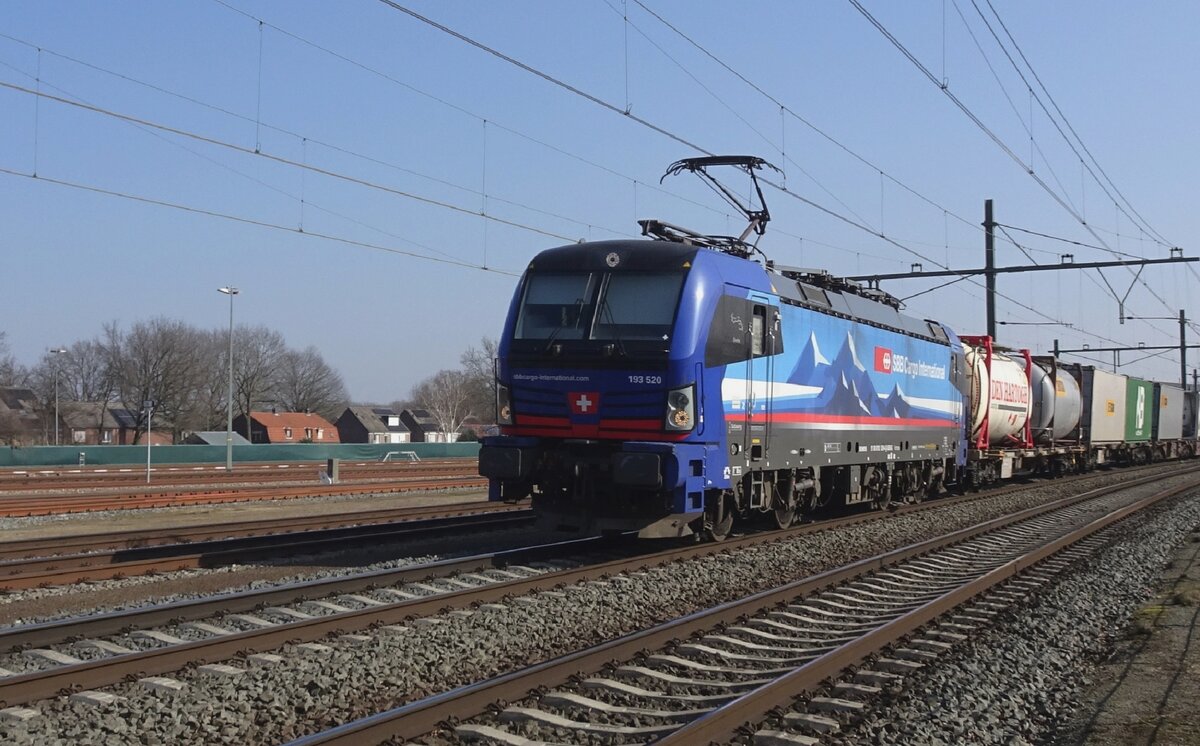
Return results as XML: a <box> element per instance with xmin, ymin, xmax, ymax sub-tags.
<box><xmin>514</xmin><ymin>273</ymin><xmax>598</xmax><ymax>340</ymax></box>
<box><xmin>514</xmin><ymin>270</ymin><xmax>685</xmax><ymax>347</ymax></box>
<box><xmin>592</xmin><ymin>272</ymin><xmax>685</xmax><ymax>341</ymax></box>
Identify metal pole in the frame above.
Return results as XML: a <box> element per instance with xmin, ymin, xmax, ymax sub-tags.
<box><xmin>53</xmin><ymin>367</ymin><xmax>59</xmax><ymax>447</ymax></box>
<box><xmin>984</xmin><ymin>199</ymin><xmax>996</xmax><ymax>340</ymax></box>
<box><xmin>219</xmin><ymin>287</ymin><xmax>239</xmax><ymax>472</ymax></box>
<box><xmin>145</xmin><ymin>400</ymin><xmax>152</xmax><ymax>484</ymax></box>
<box><xmin>227</xmin><ymin>290</ymin><xmax>235</xmax><ymax>472</ymax></box>
<box><xmin>49</xmin><ymin>347</ymin><xmax>66</xmax><ymax>446</ymax></box>
<box><xmin>1180</xmin><ymin>309</ymin><xmax>1187</xmax><ymax>388</ymax></box>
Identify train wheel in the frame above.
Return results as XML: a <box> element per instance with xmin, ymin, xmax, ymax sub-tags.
<box><xmin>702</xmin><ymin>490</ymin><xmax>734</xmax><ymax>542</ymax></box>
<box><xmin>773</xmin><ymin>505</ymin><xmax>796</xmax><ymax>530</ymax></box>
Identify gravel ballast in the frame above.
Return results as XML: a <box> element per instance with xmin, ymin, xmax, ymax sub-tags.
<box><xmin>825</xmin><ymin>490</ymin><xmax>1200</xmax><ymax>745</ymax></box>
<box><xmin>1</xmin><ymin>468</ymin><xmax>1196</xmax><ymax>745</ymax></box>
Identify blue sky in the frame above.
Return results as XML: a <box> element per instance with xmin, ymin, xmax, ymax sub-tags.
<box><xmin>1</xmin><ymin>1</ymin><xmax>1196</xmax><ymax>401</ymax></box>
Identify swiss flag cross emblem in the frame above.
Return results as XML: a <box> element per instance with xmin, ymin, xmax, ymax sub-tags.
<box><xmin>568</xmin><ymin>391</ymin><xmax>600</xmax><ymax>415</ymax></box>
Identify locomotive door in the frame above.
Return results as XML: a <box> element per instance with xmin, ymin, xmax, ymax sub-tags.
<box><xmin>744</xmin><ymin>299</ymin><xmax>774</xmax><ymax>462</ymax></box>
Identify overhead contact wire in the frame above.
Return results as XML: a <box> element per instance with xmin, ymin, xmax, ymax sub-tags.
<box><xmin>0</xmin><ymin>80</ymin><xmax>578</xmax><ymax>244</ymax></box>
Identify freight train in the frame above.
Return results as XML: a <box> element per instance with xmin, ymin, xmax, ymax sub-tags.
<box><xmin>478</xmin><ymin>157</ymin><xmax>1198</xmax><ymax>539</ymax></box>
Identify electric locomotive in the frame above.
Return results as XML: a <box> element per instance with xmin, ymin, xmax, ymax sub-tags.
<box><xmin>479</xmin><ymin>157</ymin><xmax>969</xmax><ymax>538</ymax></box>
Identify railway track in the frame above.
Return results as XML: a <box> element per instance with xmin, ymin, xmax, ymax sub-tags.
<box><xmin>1</xmin><ymin>463</ymin><xmax>1193</xmax><ymax>725</ymax></box>
<box><xmin>0</xmin><ymin>474</ymin><xmax>486</xmax><ymax>517</ymax></box>
<box><xmin>281</xmin><ymin>467</ymin><xmax>1200</xmax><ymax>745</ymax></box>
<box><xmin>0</xmin><ymin>502</ymin><xmax>532</xmax><ymax>590</ymax></box>
<box><xmin>0</xmin><ymin>459</ymin><xmax>476</xmax><ymax>493</ymax></box>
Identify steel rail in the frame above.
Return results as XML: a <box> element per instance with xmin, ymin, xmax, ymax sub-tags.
<box><xmin>0</xmin><ymin>458</ymin><xmax>473</xmax><ymax>480</ymax></box>
<box><xmin>0</xmin><ymin>508</ymin><xmax>532</xmax><ymax>591</ymax></box>
<box><xmin>660</xmin><ymin>478</ymin><xmax>1198</xmax><ymax>744</ymax></box>
<box><xmin>3</xmin><ymin>464</ymin><xmax>1193</xmax><ymax>714</ymax></box>
<box><xmin>0</xmin><ymin>464</ymin><xmax>1112</xmax><ymax>706</ymax></box>
<box><xmin>0</xmin><ymin>476</ymin><xmax>488</xmax><ymax>516</ymax></box>
<box><xmin>280</xmin><ymin>466</ymin><xmax>1200</xmax><ymax>745</ymax></box>
<box><xmin>0</xmin><ymin>500</ymin><xmax>518</xmax><ymax>561</ymax></box>
<box><xmin>0</xmin><ymin>467</ymin><xmax>477</xmax><ymax>495</ymax></box>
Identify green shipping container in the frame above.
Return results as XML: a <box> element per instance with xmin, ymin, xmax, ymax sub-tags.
<box><xmin>1125</xmin><ymin>378</ymin><xmax>1154</xmax><ymax>441</ymax></box>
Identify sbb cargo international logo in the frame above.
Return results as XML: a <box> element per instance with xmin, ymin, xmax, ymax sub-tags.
<box><xmin>874</xmin><ymin>347</ymin><xmax>892</xmax><ymax>373</ymax></box>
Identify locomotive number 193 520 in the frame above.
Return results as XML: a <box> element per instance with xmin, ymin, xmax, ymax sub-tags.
<box><xmin>627</xmin><ymin>375</ymin><xmax>663</xmax><ymax>385</ymax></box>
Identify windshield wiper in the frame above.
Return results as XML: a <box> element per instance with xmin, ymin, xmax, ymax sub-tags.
<box><xmin>542</xmin><ymin>298</ymin><xmax>585</xmax><ymax>355</ymax></box>
<box><xmin>597</xmin><ymin>300</ymin><xmax>628</xmax><ymax>358</ymax></box>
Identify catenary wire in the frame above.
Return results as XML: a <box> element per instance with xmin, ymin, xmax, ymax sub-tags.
<box><xmin>980</xmin><ymin>0</ymin><xmax>1173</xmax><ymax>247</ymax></box>
<box><xmin>4</xmin><ymin>5</ymin><xmax>1152</xmax><ymax>355</ymax></box>
<box><xmin>0</xmin><ymin>56</ymin><xmax>476</xmax><ymax>264</ymax></box>
<box><xmin>0</xmin><ymin>79</ymin><xmax>581</xmax><ymax>244</ymax></box>
<box><xmin>623</xmin><ymin>0</ymin><xmax>1166</xmax><ymax>328</ymax></box>
<box><xmin>370</xmin><ymin>0</ymin><xmax>1153</xmax><ymax>349</ymax></box>
<box><xmin>601</xmin><ymin>0</ymin><xmax>881</xmax><ymax>233</ymax></box>
<box><xmin>948</xmin><ymin>0</ymin><xmax>1081</xmax><ymax>217</ymax></box>
<box><xmin>848</xmin><ymin>0</ymin><xmax>1185</xmax><ymax>323</ymax></box>
<box><xmin>202</xmin><ymin>2</ymin><xmax>734</xmax><ymax>225</ymax></box>
<box><xmin>0</xmin><ymin>166</ymin><xmax>519</xmax><ymax>275</ymax></box>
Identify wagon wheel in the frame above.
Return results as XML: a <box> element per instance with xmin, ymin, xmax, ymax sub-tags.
<box><xmin>702</xmin><ymin>490</ymin><xmax>734</xmax><ymax>542</ymax></box>
<box><xmin>773</xmin><ymin>505</ymin><xmax>796</xmax><ymax>530</ymax></box>
<box><xmin>772</xmin><ymin>479</ymin><xmax>798</xmax><ymax>529</ymax></box>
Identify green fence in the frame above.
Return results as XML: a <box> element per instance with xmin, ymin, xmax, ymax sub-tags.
<box><xmin>0</xmin><ymin>442</ymin><xmax>480</xmax><ymax>468</ymax></box>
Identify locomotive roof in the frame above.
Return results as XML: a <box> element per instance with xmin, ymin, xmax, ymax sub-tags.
<box><xmin>526</xmin><ymin>239</ymin><xmax>952</xmax><ymax>344</ymax></box>
<box><xmin>527</xmin><ymin>240</ymin><xmax>700</xmax><ymax>272</ymax></box>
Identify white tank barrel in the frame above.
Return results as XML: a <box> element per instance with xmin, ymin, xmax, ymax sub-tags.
<box><xmin>1029</xmin><ymin>362</ymin><xmax>1082</xmax><ymax>442</ymax></box>
<box><xmin>964</xmin><ymin>343</ymin><xmax>1031</xmax><ymax>446</ymax></box>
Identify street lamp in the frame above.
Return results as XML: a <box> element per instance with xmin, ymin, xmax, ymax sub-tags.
<box><xmin>144</xmin><ymin>398</ymin><xmax>153</xmax><ymax>483</ymax></box>
<box><xmin>218</xmin><ymin>286</ymin><xmax>239</xmax><ymax>471</ymax></box>
<box><xmin>49</xmin><ymin>347</ymin><xmax>67</xmax><ymax>446</ymax></box>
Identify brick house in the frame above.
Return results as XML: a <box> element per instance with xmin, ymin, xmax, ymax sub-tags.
<box><xmin>0</xmin><ymin>387</ymin><xmax>41</xmax><ymax>445</ymax></box>
<box><xmin>59</xmin><ymin>403</ymin><xmax>174</xmax><ymax>445</ymax></box>
<box><xmin>334</xmin><ymin>406</ymin><xmax>410</xmax><ymax>444</ymax></box>
<box><xmin>399</xmin><ymin>408</ymin><xmax>458</xmax><ymax>443</ymax></box>
<box><xmin>232</xmin><ymin>411</ymin><xmax>340</xmax><ymax>444</ymax></box>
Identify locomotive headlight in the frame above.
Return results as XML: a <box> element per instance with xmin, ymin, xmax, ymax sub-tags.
<box><xmin>496</xmin><ymin>382</ymin><xmax>513</xmax><ymax>425</ymax></box>
<box><xmin>665</xmin><ymin>384</ymin><xmax>695</xmax><ymax>431</ymax></box>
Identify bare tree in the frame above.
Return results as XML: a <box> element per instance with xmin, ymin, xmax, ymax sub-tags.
<box><xmin>0</xmin><ymin>332</ymin><xmax>26</xmax><ymax>387</ymax></box>
<box><xmin>276</xmin><ymin>346</ymin><xmax>348</xmax><ymax>421</ymax></box>
<box><xmin>61</xmin><ymin>339</ymin><xmax>117</xmax><ymax>404</ymax></box>
<box><xmin>411</xmin><ymin>369</ymin><xmax>474</xmax><ymax>442</ymax></box>
<box><xmin>39</xmin><ymin>340</ymin><xmax>118</xmax><ymax>436</ymax></box>
<box><xmin>180</xmin><ymin>329</ymin><xmax>228</xmax><ymax>433</ymax></box>
<box><xmin>0</xmin><ymin>408</ymin><xmax>22</xmax><ymax>446</ymax></box>
<box><xmin>104</xmin><ymin>319</ymin><xmax>208</xmax><ymax>442</ymax></box>
<box><xmin>459</xmin><ymin>337</ymin><xmax>498</xmax><ymax>424</ymax></box>
<box><xmin>232</xmin><ymin>325</ymin><xmax>286</xmax><ymax>439</ymax></box>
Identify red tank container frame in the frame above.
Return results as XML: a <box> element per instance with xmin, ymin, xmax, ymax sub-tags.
<box><xmin>960</xmin><ymin>334</ymin><xmax>1034</xmax><ymax>451</ymax></box>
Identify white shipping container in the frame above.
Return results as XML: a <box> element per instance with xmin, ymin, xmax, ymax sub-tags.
<box><xmin>1085</xmin><ymin>369</ymin><xmax>1126</xmax><ymax>443</ymax></box>
<box><xmin>1154</xmin><ymin>383</ymin><xmax>1184</xmax><ymax>440</ymax></box>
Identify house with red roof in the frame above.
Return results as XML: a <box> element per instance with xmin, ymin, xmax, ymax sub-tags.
<box><xmin>232</xmin><ymin>411</ymin><xmax>340</xmax><ymax>444</ymax></box>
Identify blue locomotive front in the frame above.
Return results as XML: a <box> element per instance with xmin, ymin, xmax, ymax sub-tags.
<box><xmin>478</xmin><ymin>239</ymin><xmax>746</xmax><ymax>537</ymax></box>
